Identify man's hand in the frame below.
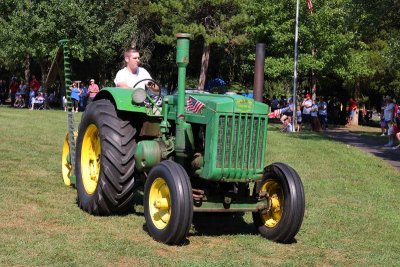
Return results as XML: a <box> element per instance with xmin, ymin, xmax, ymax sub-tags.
<box><xmin>147</xmin><ymin>81</ymin><xmax>160</xmax><ymax>92</ymax></box>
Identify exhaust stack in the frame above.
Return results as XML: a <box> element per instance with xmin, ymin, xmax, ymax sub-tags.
<box><xmin>253</xmin><ymin>43</ymin><xmax>266</xmax><ymax>102</ymax></box>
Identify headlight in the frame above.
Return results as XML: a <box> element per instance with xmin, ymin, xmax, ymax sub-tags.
<box><xmin>132</xmin><ymin>88</ymin><xmax>147</xmax><ymax>104</ymax></box>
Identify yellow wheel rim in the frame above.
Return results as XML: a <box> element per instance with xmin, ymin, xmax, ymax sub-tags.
<box><xmin>149</xmin><ymin>177</ymin><xmax>171</xmax><ymax>230</ymax></box>
<box><xmin>260</xmin><ymin>180</ymin><xmax>284</xmax><ymax>228</ymax></box>
<box><xmin>62</xmin><ymin>133</ymin><xmax>72</xmax><ymax>186</ymax></box>
<box><xmin>81</xmin><ymin>124</ymin><xmax>101</xmax><ymax>195</ymax></box>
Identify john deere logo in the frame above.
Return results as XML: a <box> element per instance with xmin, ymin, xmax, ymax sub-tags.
<box><xmin>235</xmin><ymin>99</ymin><xmax>253</xmax><ymax>112</ymax></box>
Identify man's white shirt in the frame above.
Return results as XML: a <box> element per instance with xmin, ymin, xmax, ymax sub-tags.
<box><xmin>114</xmin><ymin>67</ymin><xmax>152</xmax><ymax>88</ymax></box>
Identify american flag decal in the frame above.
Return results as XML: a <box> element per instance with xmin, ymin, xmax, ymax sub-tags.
<box><xmin>186</xmin><ymin>96</ymin><xmax>205</xmax><ymax>113</ymax></box>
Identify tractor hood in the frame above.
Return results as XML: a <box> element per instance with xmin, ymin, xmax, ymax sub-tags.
<box><xmin>186</xmin><ymin>92</ymin><xmax>268</xmax><ymax>115</ymax></box>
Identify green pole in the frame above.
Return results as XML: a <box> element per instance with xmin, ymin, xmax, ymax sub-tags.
<box><xmin>59</xmin><ymin>39</ymin><xmax>76</xmax><ymax>183</ymax></box>
<box><xmin>175</xmin><ymin>33</ymin><xmax>191</xmax><ymax>123</ymax></box>
<box><xmin>58</xmin><ymin>39</ymin><xmax>72</xmax><ymax>112</ymax></box>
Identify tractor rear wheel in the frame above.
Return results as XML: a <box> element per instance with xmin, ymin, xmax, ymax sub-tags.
<box><xmin>144</xmin><ymin>160</ymin><xmax>193</xmax><ymax>245</ymax></box>
<box><xmin>252</xmin><ymin>163</ymin><xmax>305</xmax><ymax>243</ymax></box>
<box><xmin>76</xmin><ymin>99</ymin><xmax>137</xmax><ymax>215</ymax></box>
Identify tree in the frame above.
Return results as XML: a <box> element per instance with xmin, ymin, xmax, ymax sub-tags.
<box><xmin>0</xmin><ymin>0</ymin><xmax>139</xmax><ymax>84</ymax></box>
<box><xmin>149</xmin><ymin>0</ymin><xmax>249</xmax><ymax>90</ymax></box>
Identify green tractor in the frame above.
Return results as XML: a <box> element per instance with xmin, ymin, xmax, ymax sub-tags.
<box><xmin>61</xmin><ymin>33</ymin><xmax>305</xmax><ymax>245</ymax></box>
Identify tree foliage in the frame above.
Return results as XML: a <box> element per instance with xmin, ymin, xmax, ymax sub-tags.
<box><xmin>0</xmin><ymin>0</ymin><xmax>399</xmax><ymax>104</ymax></box>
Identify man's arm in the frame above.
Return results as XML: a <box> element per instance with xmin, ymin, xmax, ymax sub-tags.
<box><xmin>116</xmin><ymin>81</ymin><xmax>130</xmax><ymax>88</ymax></box>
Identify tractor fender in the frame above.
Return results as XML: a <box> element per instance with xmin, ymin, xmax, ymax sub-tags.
<box><xmin>94</xmin><ymin>87</ymin><xmax>146</xmax><ymax>113</ymax></box>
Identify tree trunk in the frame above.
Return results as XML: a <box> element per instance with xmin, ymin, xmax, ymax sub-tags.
<box><xmin>198</xmin><ymin>43</ymin><xmax>210</xmax><ymax>91</ymax></box>
<box><xmin>40</xmin><ymin>62</ymin><xmax>48</xmax><ymax>85</ymax></box>
<box><xmin>354</xmin><ymin>78</ymin><xmax>361</xmax><ymax>101</ymax></box>
<box><xmin>24</xmin><ymin>55</ymin><xmax>30</xmax><ymax>83</ymax></box>
<box><xmin>311</xmin><ymin>48</ymin><xmax>317</xmax><ymax>101</ymax></box>
<box><xmin>311</xmin><ymin>75</ymin><xmax>317</xmax><ymax>101</ymax></box>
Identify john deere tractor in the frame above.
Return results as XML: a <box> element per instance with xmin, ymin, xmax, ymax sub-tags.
<box><xmin>61</xmin><ymin>33</ymin><xmax>305</xmax><ymax>245</ymax></box>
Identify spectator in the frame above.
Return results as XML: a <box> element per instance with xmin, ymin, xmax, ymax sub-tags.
<box><xmin>28</xmin><ymin>87</ymin><xmax>36</xmax><ymax>108</ymax></box>
<box><xmin>384</xmin><ymin>120</ymin><xmax>398</xmax><ymax>147</ymax></box>
<box><xmin>8</xmin><ymin>77</ymin><xmax>19</xmax><ymax>104</ymax></box>
<box><xmin>62</xmin><ymin>95</ymin><xmax>67</xmax><ymax>112</ymax></box>
<box><xmin>383</xmin><ymin>96</ymin><xmax>395</xmax><ymax>135</ymax></box>
<box><xmin>318</xmin><ymin>97</ymin><xmax>328</xmax><ymax>130</ymax></box>
<box><xmin>311</xmin><ymin>100</ymin><xmax>322</xmax><ymax>132</ymax></box>
<box><xmin>29</xmin><ymin>75</ymin><xmax>40</xmax><ymax>92</ymax></box>
<box><xmin>279</xmin><ymin>95</ymin><xmax>287</xmax><ymax>109</ymax></box>
<box><xmin>380</xmin><ymin>112</ymin><xmax>386</xmax><ymax>136</ymax></box>
<box><xmin>14</xmin><ymin>80</ymin><xmax>27</xmax><ymax>108</ymax></box>
<box><xmin>301</xmin><ymin>93</ymin><xmax>313</xmax><ymax>130</ymax></box>
<box><xmin>360</xmin><ymin>103</ymin><xmax>368</xmax><ymax>125</ymax></box>
<box><xmin>280</xmin><ymin>97</ymin><xmax>294</xmax><ymax>124</ymax></box>
<box><xmin>70</xmin><ymin>82</ymin><xmax>81</xmax><ymax>112</ymax></box>
<box><xmin>270</xmin><ymin>95</ymin><xmax>279</xmax><ymax>112</ymax></box>
<box><xmin>393</xmin><ymin>129</ymin><xmax>400</xmax><ymax>149</ymax></box>
<box><xmin>346</xmin><ymin>98</ymin><xmax>357</xmax><ymax>126</ymax></box>
<box><xmin>87</xmin><ymin>79</ymin><xmax>99</xmax><ymax>104</ymax></box>
<box><xmin>79</xmin><ymin>82</ymin><xmax>88</xmax><ymax>111</ymax></box>
<box><xmin>30</xmin><ymin>92</ymin><xmax>45</xmax><ymax>110</ymax></box>
<box><xmin>393</xmin><ymin>98</ymin><xmax>399</xmax><ymax>127</ymax></box>
<box><xmin>296</xmin><ymin>105</ymin><xmax>302</xmax><ymax>132</ymax></box>
<box><xmin>281</xmin><ymin>116</ymin><xmax>293</xmax><ymax>132</ymax></box>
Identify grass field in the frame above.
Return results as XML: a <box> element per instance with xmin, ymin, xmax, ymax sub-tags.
<box><xmin>0</xmin><ymin>106</ymin><xmax>399</xmax><ymax>266</ymax></box>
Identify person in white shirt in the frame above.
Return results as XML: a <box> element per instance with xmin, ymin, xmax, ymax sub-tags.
<box><xmin>302</xmin><ymin>93</ymin><xmax>313</xmax><ymax>129</ymax></box>
<box><xmin>114</xmin><ymin>48</ymin><xmax>158</xmax><ymax>92</ymax></box>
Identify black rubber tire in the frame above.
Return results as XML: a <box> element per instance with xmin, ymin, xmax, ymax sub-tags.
<box><xmin>76</xmin><ymin>99</ymin><xmax>137</xmax><ymax>215</ymax></box>
<box><xmin>144</xmin><ymin>160</ymin><xmax>193</xmax><ymax>245</ymax></box>
<box><xmin>252</xmin><ymin>163</ymin><xmax>305</xmax><ymax>243</ymax></box>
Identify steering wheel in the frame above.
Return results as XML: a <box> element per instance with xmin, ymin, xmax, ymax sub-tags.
<box><xmin>133</xmin><ymin>78</ymin><xmax>162</xmax><ymax>99</ymax></box>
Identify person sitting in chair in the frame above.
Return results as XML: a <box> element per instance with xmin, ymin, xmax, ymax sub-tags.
<box><xmin>30</xmin><ymin>92</ymin><xmax>45</xmax><ymax>110</ymax></box>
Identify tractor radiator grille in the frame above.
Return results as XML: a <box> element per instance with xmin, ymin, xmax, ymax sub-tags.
<box><xmin>216</xmin><ymin>114</ymin><xmax>266</xmax><ymax>172</ymax></box>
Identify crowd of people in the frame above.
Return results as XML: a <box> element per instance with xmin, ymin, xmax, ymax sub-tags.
<box><xmin>62</xmin><ymin>79</ymin><xmax>99</xmax><ymax>112</ymax></box>
<box><xmin>267</xmin><ymin>93</ymin><xmax>330</xmax><ymax>133</ymax></box>
<box><xmin>0</xmin><ymin>75</ymin><xmax>47</xmax><ymax>109</ymax></box>
<box><xmin>0</xmin><ymin>74</ymin><xmax>101</xmax><ymax>112</ymax></box>
<box><xmin>379</xmin><ymin>96</ymin><xmax>400</xmax><ymax>149</ymax></box>
<box><xmin>266</xmin><ymin>92</ymin><xmax>400</xmax><ymax>149</ymax></box>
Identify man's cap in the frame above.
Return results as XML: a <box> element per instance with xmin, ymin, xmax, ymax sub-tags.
<box><xmin>306</xmin><ymin>93</ymin><xmax>311</xmax><ymax>98</ymax></box>
<box><xmin>90</xmin><ymin>79</ymin><xmax>95</xmax><ymax>82</ymax></box>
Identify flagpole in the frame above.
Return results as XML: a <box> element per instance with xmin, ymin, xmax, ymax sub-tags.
<box><xmin>292</xmin><ymin>0</ymin><xmax>300</xmax><ymax>131</ymax></box>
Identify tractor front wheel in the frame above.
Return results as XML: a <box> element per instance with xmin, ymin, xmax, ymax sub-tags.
<box><xmin>252</xmin><ymin>163</ymin><xmax>305</xmax><ymax>243</ymax></box>
<box><xmin>144</xmin><ymin>160</ymin><xmax>193</xmax><ymax>245</ymax></box>
<box><xmin>76</xmin><ymin>99</ymin><xmax>137</xmax><ymax>215</ymax></box>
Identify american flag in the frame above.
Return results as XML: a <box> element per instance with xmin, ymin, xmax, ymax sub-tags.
<box><xmin>307</xmin><ymin>0</ymin><xmax>313</xmax><ymax>14</ymax></box>
<box><xmin>268</xmin><ymin>107</ymin><xmax>290</xmax><ymax>118</ymax></box>
<box><xmin>186</xmin><ymin>96</ymin><xmax>205</xmax><ymax>113</ymax></box>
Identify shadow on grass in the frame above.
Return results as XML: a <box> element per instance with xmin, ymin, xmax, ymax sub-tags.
<box><xmin>141</xmin><ymin>224</ymin><xmax>192</xmax><ymax>246</ymax></box>
<box><xmin>190</xmin><ymin>212</ymin><xmax>256</xmax><ymax>237</ymax></box>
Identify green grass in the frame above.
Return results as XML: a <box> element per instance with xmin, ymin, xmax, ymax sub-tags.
<box><xmin>0</xmin><ymin>106</ymin><xmax>399</xmax><ymax>266</ymax></box>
